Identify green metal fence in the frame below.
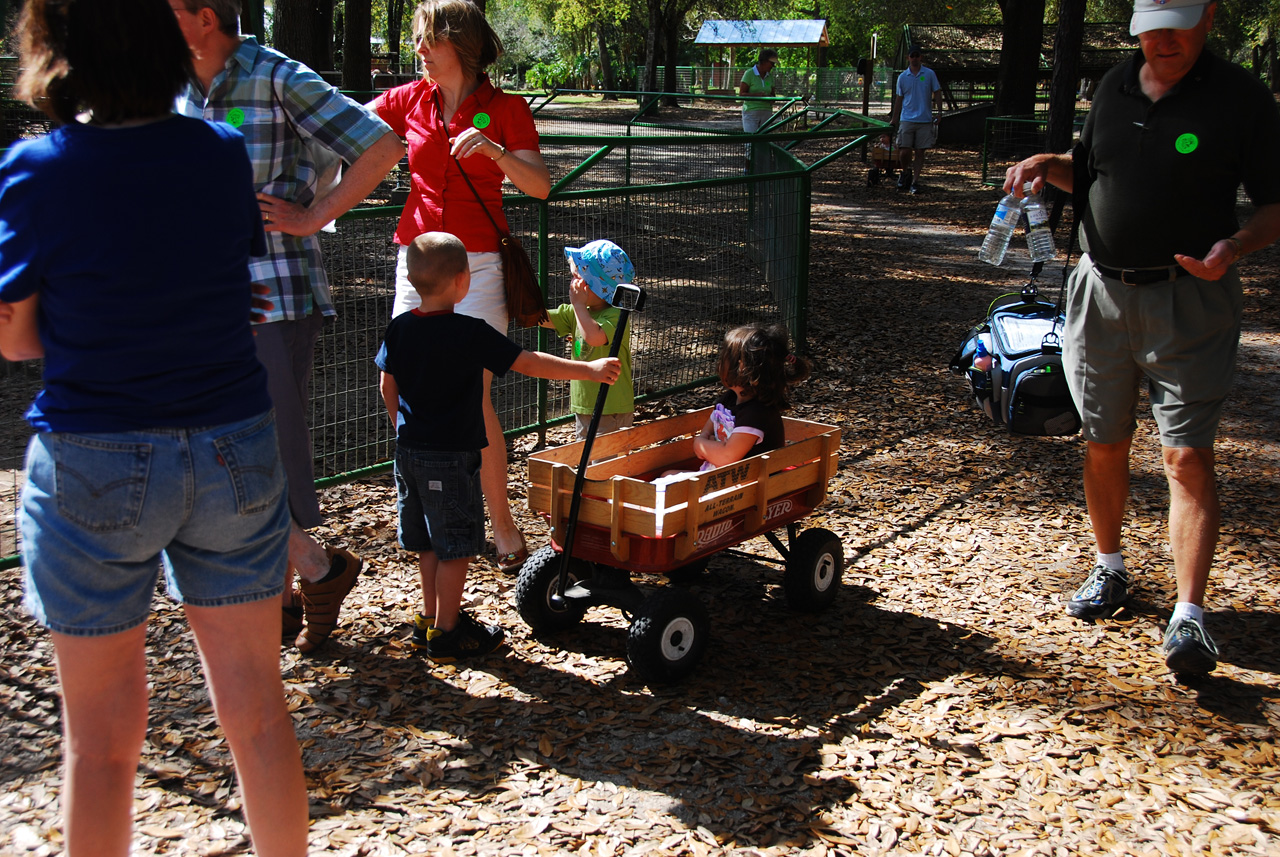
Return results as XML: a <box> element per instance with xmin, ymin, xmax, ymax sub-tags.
<box><xmin>0</xmin><ymin>99</ymin><xmax>882</xmax><ymax>569</ymax></box>
<box><xmin>981</xmin><ymin>114</ymin><xmax>1087</xmax><ymax>186</ymax></box>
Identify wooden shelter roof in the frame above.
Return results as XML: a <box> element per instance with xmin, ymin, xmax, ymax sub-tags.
<box><xmin>897</xmin><ymin>22</ymin><xmax>1136</xmax><ymax>79</ymax></box>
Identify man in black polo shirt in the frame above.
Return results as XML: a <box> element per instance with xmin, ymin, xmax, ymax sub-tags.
<box><xmin>1005</xmin><ymin>0</ymin><xmax>1280</xmax><ymax>676</ymax></box>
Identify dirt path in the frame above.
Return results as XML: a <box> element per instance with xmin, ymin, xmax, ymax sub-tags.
<box><xmin>2</xmin><ymin>148</ymin><xmax>1277</xmax><ymax>856</ymax></box>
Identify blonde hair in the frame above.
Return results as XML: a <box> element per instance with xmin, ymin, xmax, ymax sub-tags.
<box><xmin>406</xmin><ymin>232</ymin><xmax>469</xmax><ymax>298</ymax></box>
<box><xmin>412</xmin><ymin>0</ymin><xmax>503</xmax><ymax>82</ymax></box>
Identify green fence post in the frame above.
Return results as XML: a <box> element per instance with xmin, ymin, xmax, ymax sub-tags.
<box><xmin>796</xmin><ymin>169</ymin><xmax>812</xmax><ymax>352</ymax></box>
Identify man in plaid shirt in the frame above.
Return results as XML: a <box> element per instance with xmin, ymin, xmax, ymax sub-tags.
<box><xmin>172</xmin><ymin>0</ymin><xmax>404</xmax><ymax>653</ymax></box>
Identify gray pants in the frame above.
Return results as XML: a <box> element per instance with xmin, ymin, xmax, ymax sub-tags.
<box><xmin>252</xmin><ymin>313</ymin><xmax>325</xmax><ymax>528</ymax></box>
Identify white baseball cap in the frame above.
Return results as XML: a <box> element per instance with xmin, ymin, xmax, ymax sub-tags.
<box><xmin>1130</xmin><ymin>0</ymin><xmax>1210</xmax><ymax>36</ymax></box>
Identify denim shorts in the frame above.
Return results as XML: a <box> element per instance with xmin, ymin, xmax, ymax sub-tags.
<box><xmin>394</xmin><ymin>446</ymin><xmax>485</xmax><ymax>561</ymax></box>
<box><xmin>20</xmin><ymin>411</ymin><xmax>291</xmax><ymax>636</ymax></box>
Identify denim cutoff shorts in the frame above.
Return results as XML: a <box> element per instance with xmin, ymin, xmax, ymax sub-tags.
<box><xmin>20</xmin><ymin>410</ymin><xmax>291</xmax><ymax>636</ymax></box>
<box><xmin>394</xmin><ymin>446</ymin><xmax>485</xmax><ymax>561</ymax></box>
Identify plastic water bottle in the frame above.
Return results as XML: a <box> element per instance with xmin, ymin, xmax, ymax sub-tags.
<box><xmin>973</xmin><ymin>337</ymin><xmax>994</xmax><ymax>371</ymax></box>
<box><xmin>1023</xmin><ymin>183</ymin><xmax>1056</xmax><ymax>263</ymax></box>
<box><xmin>978</xmin><ymin>191</ymin><xmax>1023</xmax><ymax>266</ymax></box>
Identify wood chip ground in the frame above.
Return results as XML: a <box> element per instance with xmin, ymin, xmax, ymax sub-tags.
<box><xmin>2</xmin><ymin>144</ymin><xmax>1278</xmax><ymax>856</ymax></box>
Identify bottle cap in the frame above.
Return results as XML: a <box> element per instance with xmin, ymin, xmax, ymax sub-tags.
<box><xmin>1022</xmin><ymin>181</ymin><xmax>1037</xmax><ymax>196</ymax></box>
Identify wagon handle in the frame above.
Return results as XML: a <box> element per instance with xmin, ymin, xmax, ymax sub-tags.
<box><xmin>551</xmin><ymin>284</ymin><xmax>646</xmax><ymax>609</ymax></box>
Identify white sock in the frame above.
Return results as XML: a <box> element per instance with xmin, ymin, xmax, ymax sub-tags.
<box><xmin>1171</xmin><ymin>602</ymin><xmax>1204</xmax><ymax>625</ymax></box>
<box><xmin>1096</xmin><ymin>551</ymin><xmax>1124</xmax><ymax>573</ymax></box>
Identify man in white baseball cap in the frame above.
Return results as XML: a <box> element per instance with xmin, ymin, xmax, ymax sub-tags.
<box><xmin>1130</xmin><ymin>0</ymin><xmax>1212</xmax><ymax>35</ymax></box>
<box><xmin>1002</xmin><ymin>0</ymin><xmax>1280</xmax><ymax>677</ymax></box>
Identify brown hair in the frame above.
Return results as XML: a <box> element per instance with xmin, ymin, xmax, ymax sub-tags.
<box><xmin>179</xmin><ymin>0</ymin><xmax>243</xmax><ymax>37</ymax></box>
<box><xmin>412</xmin><ymin>0</ymin><xmax>503</xmax><ymax>82</ymax></box>
<box><xmin>17</xmin><ymin>0</ymin><xmax>194</xmax><ymax>125</ymax></box>
<box><xmin>406</xmin><ymin>232</ymin><xmax>469</xmax><ymax>297</ymax></box>
<box><xmin>717</xmin><ymin>323</ymin><xmax>811</xmax><ymax>410</ymax></box>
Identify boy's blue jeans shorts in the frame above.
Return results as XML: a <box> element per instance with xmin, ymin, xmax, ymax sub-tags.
<box><xmin>20</xmin><ymin>411</ymin><xmax>291</xmax><ymax>636</ymax></box>
<box><xmin>394</xmin><ymin>446</ymin><xmax>485</xmax><ymax>561</ymax></box>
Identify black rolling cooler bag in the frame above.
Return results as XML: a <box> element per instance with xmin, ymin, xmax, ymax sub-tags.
<box><xmin>950</xmin><ymin>283</ymin><xmax>1082</xmax><ymax>437</ymax></box>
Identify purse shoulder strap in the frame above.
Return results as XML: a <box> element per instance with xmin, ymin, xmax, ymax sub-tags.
<box><xmin>432</xmin><ymin>89</ymin><xmax>506</xmax><ymax>239</ymax></box>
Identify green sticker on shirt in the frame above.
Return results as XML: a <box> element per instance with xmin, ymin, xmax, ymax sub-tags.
<box><xmin>473</xmin><ymin>113</ymin><xmax>491</xmax><ymax>129</ymax></box>
<box><xmin>226</xmin><ymin>107</ymin><xmax>245</xmax><ymax>128</ymax></box>
<box><xmin>1175</xmin><ymin>133</ymin><xmax>1198</xmax><ymax>154</ymax></box>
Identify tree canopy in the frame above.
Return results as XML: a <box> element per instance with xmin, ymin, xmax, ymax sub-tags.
<box><xmin>263</xmin><ymin>0</ymin><xmax>1278</xmax><ymax>94</ymax></box>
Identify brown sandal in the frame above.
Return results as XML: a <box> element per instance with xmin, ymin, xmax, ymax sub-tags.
<box><xmin>496</xmin><ymin>545</ymin><xmax>529</xmax><ymax>574</ymax></box>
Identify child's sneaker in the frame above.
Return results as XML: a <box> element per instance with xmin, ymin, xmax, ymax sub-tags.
<box><xmin>408</xmin><ymin>613</ymin><xmax>434</xmax><ymax>651</ymax></box>
<box><xmin>426</xmin><ymin>611</ymin><xmax>505</xmax><ymax>663</ymax></box>
<box><xmin>1162</xmin><ymin>616</ymin><xmax>1218</xmax><ymax>675</ymax></box>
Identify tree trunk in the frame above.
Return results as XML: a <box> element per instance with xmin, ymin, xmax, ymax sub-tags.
<box><xmin>273</xmin><ymin>0</ymin><xmax>335</xmax><ymax>73</ymax></box>
<box><xmin>994</xmin><ymin>0</ymin><xmax>1047</xmax><ymax>117</ymax></box>
<box><xmin>643</xmin><ymin>21</ymin><xmax>659</xmax><ymax>93</ymax></box>
<box><xmin>641</xmin><ymin>2</ymin><xmax>660</xmax><ymax>110</ymax></box>
<box><xmin>386</xmin><ymin>0</ymin><xmax>406</xmax><ymax>73</ymax></box>
<box><xmin>342</xmin><ymin>0</ymin><xmax>372</xmax><ymax>91</ymax></box>
<box><xmin>1264</xmin><ymin>37</ymin><xmax>1274</xmax><ymax>92</ymax></box>
<box><xmin>1046</xmin><ymin>0</ymin><xmax>1085</xmax><ymax>157</ymax></box>
<box><xmin>598</xmin><ymin>25</ymin><xmax>618</xmax><ymax>100</ymax></box>
<box><xmin>662</xmin><ymin>22</ymin><xmax>681</xmax><ymax>106</ymax></box>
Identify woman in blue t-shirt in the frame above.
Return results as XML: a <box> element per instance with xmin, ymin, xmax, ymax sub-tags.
<box><xmin>0</xmin><ymin>1</ymin><xmax>306</xmax><ymax>853</ymax></box>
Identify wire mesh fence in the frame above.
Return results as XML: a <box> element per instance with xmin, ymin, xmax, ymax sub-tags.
<box><xmin>0</xmin><ymin>99</ymin><xmax>877</xmax><ymax>568</ymax></box>
<box><xmin>0</xmin><ymin>360</ymin><xmax>40</xmax><ymax>562</ymax></box>
<box><xmin>981</xmin><ymin>114</ymin><xmax>1086</xmax><ymax>186</ymax></box>
<box><xmin>0</xmin><ymin>58</ymin><xmax>51</xmax><ymax>151</ymax></box>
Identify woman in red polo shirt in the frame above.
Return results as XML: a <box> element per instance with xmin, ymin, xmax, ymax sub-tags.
<box><xmin>372</xmin><ymin>0</ymin><xmax>550</xmax><ymax>573</ymax></box>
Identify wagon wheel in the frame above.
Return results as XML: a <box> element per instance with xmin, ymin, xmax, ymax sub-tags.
<box><xmin>515</xmin><ymin>545</ymin><xmax>587</xmax><ymax>633</ymax></box>
<box><xmin>626</xmin><ymin>589</ymin><xmax>710</xmax><ymax>685</ymax></box>
<box><xmin>783</xmin><ymin>528</ymin><xmax>843</xmax><ymax>612</ymax></box>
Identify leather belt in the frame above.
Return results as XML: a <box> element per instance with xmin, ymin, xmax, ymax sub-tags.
<box><xmin>1092</xmin><ymin>262</ymin><xmax>1190</xmax><ymax>285</ymax></box>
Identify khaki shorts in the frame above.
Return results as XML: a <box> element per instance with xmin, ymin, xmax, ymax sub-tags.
<box><xmin>1062</xmin><ymin>254</ymin><xmax>1242</xmax><ymax>448</ymax></box>
<box><xmin>895</xmin><ymin>121</ymin><xmax>937</xmax><ymax>150</ymax></box>
<box><xmin>574</xmin><ymin>412</ymin><xmax>634</xmax><ymax>439</ymax></box>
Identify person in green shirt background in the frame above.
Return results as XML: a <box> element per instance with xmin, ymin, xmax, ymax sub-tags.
<box><xmin>543</xmin><ymin>240</ymin><xmax>637</xmax><ymax>438</ymax></box>
<box><xmin>738</xmin><ymin>48</ymin><xmax>779</xmax><ymax>134</ymax></box>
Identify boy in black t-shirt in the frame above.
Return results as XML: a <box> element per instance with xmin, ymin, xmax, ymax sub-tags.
<box><xmin>376</xmin><ymin>232</ymin><xmax>620</xmax><ymax>662</ymax></box>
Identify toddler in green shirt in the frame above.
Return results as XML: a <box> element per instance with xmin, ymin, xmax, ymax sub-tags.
<box><xmin>542</xmin><ymin>239</ymin><xmax>636</xmax><ymax>438</ymax></box>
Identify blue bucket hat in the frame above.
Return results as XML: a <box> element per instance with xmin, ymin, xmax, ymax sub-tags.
<box><xmin>564</xmin><ymin>240</ymin><xmax>635</xmax><ymax>303</ymax></box>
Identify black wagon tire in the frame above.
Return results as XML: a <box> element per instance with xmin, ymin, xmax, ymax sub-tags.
<box><xmin>783</xmin><ymin>528</ymin><xmax>843</xmax><ymax>612</ymax></box>
<box><xmin>515</xmin><ymin>545</ymin><xmax>587</xmax><ymax>633</ymax></box>
<box><xmin>626</xmin><ymin>589</ymin><xmax>710</xmax><ymax>684</ymax></box>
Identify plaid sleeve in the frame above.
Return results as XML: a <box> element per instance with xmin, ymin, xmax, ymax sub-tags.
<box><xmin>276</xmin><ymin>60</ymin><xmax>392</xmax><ymax>165</ymax></box>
